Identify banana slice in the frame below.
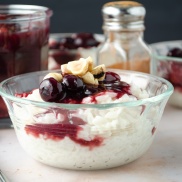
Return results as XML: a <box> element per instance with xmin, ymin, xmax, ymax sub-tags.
<box><xmin>44</xmin><ymin>73</ymin><xmax>63</xmax><ymax>82</ymax></box>
<box><xmin>91</xmin><ymin>64</ymin><xmax>106</xmax><ymax>81</ymax></box>
<box><xmin>67</xmin><ymin>58</ymin><xmax>89</xmax><ymax>76</ymax></box>
<box><xmin>82</xmin><ymin>72</ymin><xmax>99</xmax><ymax>85</ymax></box>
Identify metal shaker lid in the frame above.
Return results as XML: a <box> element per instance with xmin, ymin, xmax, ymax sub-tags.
<box><xmin>102</xmin><ymin>1</ymin><xmax>146</xmax><ymax>31</ymax></box>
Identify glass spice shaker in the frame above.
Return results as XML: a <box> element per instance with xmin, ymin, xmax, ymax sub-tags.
<box><xmin>97</xmin><ymin>1</ymin><xmax>151</xmax><ymax>73</ymax></box>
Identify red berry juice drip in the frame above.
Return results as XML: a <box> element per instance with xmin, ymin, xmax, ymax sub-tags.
<box><xmin>25</xmin><ymin>122</ymin><xmax>103</xmax><ymax>150</ymax></box>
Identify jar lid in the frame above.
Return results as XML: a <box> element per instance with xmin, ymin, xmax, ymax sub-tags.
<box><xmin>102</xmin><ymin>1</ymin><xmax>146</xmax><ymax>31</ymax></box>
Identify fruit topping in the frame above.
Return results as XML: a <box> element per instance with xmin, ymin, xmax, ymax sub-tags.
<box><xmin>39</xmin><ymin>78</ymin><xmax>66</xmax><ymax>102</ymax></box>
<box><xmin>103</xmin><ymin>71</ymin><xmax>121</xmax><ymax>83</ymax></box>
<box><xmin>49</xmin><ymin>33</ymin><xmax>100</xmax><ymax>50</ymax></box>
<box><xmin>167</xmin><ymin>47</ymin><xmax>182</xmax><ymax>58</ymax></box>
<box><xmin>39</xmin><ymin>57</ymin><xmax>130</xmax><ymax>103</ymax></box>
<box><xmin>71</xmin><ymin>33</ymin><xmax>100</xmax><ymax>48</ymax></box>
<box><xmin>84</xmin><ymin>84</ymin><xmax>100</xmax><ymax>96</ymax></box>
<box><xmin>59</xmin><ymin>37</ymin><xmax>76</xmax><ymax>50</ymax></box>
<box><xmin>62</xmin><ymin>74</ymin><xmax>84</xmax><ymax>91</ymax></box>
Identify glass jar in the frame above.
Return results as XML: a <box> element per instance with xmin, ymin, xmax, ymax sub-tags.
<box><xmin>97</xmin><ymin>1</ymin><xmax>151</xmax><ymax>73</ymax></box>
<box><xmin>0</xmin><ymin>5</ymin><xmax>52</xmax><ymax>119</ymax></box>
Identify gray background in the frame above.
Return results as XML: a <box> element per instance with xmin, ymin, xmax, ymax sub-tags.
<box><xmin>1</xmin><ymin>0</ymin><xmax>182</xmax><ymax>44</ymax></box>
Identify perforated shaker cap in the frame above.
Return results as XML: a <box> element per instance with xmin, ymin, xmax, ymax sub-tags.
<box><xmin>102</xmin><ymin>1</ymin><xmax>146</xmax><ymax>31</ymax></box>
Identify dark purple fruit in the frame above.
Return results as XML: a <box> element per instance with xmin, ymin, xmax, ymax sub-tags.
<box><xmin>84</xmin><ymin>84</ymin><xmax>99</xmax><ymax>96</ymax></box>
<box><xmin>103</xmin><ymin>71</ymin><xmax>121</xmax><ymax>83</ymax></box>
<box><xmin>72</xmin><ymin>33</ymin><xmax>100</xmax><ymax>48</ymax></box>
<box><xmin>59</xmin><ymin>37</ymin><xmax>76</xmax><ymax>50</ymax></box>
<box><xmin>62</xmin><ymin>74</ymin><xmax>84</xmax><ymax>91</ymax></box>
<box><xmin>167</xmin><ymin>47</ymin><xmax>182</xmax><ymax>58</ymax></box>
<box><xmin>39</xmin><ymin>78</ymin><xmax>66</xmax><ymax>102</ymax></box>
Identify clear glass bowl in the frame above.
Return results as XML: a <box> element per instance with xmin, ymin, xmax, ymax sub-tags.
<box><xmin>150</xmin><ymin>40</ymin><xmax>182</xmax><ymax>108</ymax></box>
<box><xmin>0</xmin><ymin>69</ymin><xmax>173</xmax><ymax>170</ymax></box>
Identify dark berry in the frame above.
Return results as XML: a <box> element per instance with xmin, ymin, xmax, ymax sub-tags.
<box><xmin>84</xmin><ymin>84</ymin><xmax>99</xmax><ymax>96</ymax></box>
<box><xmin>72</xmin><ymin>33</ymin><xmax>100</xmax><ymax>48</ymax></box>
<box><xmin>103</xmin><ymin>71</ymin><xmax>121</xmax><ymax>83</ymax></box>
<box><xmin>39</xmin><ymin>78</ymin><xmax>66</xmax><ymax>102</ymax></box>
<box><xmin>62</xmin><ymin>74</ymin><xmax>84</xmax><ymax>91</ymax></box>
<box><xmin>59</xmin><ymin>37</ymin><xmax>76</xmax><ymax>50</ymax></box>
<box><xmin>167</xmin><ymin>47</ymin><xmax>182</xmax><ymax>58</ymax></box>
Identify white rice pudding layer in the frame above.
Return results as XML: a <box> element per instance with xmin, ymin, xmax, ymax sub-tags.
<box><xmin>12</xmin><ymin>83</ymin><xmax>161</xmax><ymax>170</ymax></box>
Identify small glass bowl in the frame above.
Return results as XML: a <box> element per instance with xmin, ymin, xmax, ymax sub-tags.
<box><xmin>0</xmin><ymin>69</ymin><xmax>173</xmax><ymax>170</ymax></box>
<box><xmin>151</xmin><ymin>40</ymin><xmax>182</xmax><ymax>108</ymax></box>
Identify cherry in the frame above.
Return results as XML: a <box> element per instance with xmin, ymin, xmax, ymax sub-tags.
<box><xmin>84</xmin><ymin>84</ymin><xmax>99</xmax><ymax>96</ymax></box>
<box><xmin>167</xmin><ymin>47</ymin><xmax>182</xmax><ymax>58</ymax></box>
<box><xmin>62</xmin><ymin>74</ymin><xmax>84</xmax><ymax>91</ymax></box>
<box><xmin>59</xmin><ymin>37</ymin><xmax>76</xmax><ymax>50</ymax></box>
<box><xmin>72</xmin><ymin>33</ymin><xmax>100</xmax><ymax>48</ymax></box>
<box><xmin>103</xmin><ymin>71</ymin><xmax>121</xmax><ymax>83</ymax></box>
<box><xmin>39</xmin><ymin>78</ymin><xmax>66</xmax><ymax>102</ymax></box>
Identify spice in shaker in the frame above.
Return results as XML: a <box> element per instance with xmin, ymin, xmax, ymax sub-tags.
<box><xmin>97</xmin><ymin>1</ymin><xmax>151</xmax><ymax>73</ymax></box>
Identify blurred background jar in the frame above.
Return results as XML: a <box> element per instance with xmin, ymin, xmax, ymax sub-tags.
<box><xmin>97</xmin><ymin>1</ymin><xmax>151</xmax><ymax>73</ymax></box>
<box><xmin>0</xmin><ymin>5</ymin><xmax>52</xmax><ymax>119</ymax></box>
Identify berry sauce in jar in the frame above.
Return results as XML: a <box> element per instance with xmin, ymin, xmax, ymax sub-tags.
<box><xmin>0</xmin><ymin>5</ymin><xmax>52</xmax><ymax>118</ymax></box>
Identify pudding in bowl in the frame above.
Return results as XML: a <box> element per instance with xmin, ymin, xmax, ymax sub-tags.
<box><xmin>0</xmin><ymin>57</ymin><xmax>173</xmax><ymax>170</ymax></box>
<box><xmin>48</xmin><ymin>33</ymin><xmax>103</xmax><ymax>70</ymax></box>
<box><xmin>151</xmin><ymin>40</ymin><xmax>182</xmax><ymax>108</ymax></box>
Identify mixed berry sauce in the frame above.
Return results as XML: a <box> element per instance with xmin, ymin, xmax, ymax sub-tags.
<box><xmin>17</xmin><ymin>71</ymin><xmax>131</xmax><ymax>148</ymax></box>
<box><xmin>49</xmin><ymin>33</ymin><xmax>100</xmax><ymax>69</ymax></box>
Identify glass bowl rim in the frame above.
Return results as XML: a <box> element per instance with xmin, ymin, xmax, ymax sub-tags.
<box><xmin>0</xmin><ymin>4</ymin><xmax>53</xmax><ymax>23</ymax></box>
<box><xmin>0</xmin><ymin>69</ymin><xmax>174</xmax><ymax>109</ymax></box>
<box><xmin>150</xmin><ymin>40</ymin><xmax>182</xmax><ymax>62</ymax></box>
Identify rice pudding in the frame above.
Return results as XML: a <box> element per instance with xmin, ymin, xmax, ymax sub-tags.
<box><xmin>12</xmin><ymin>57</ymin><xmax>161</xmax><ymax>170</ymax></box>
